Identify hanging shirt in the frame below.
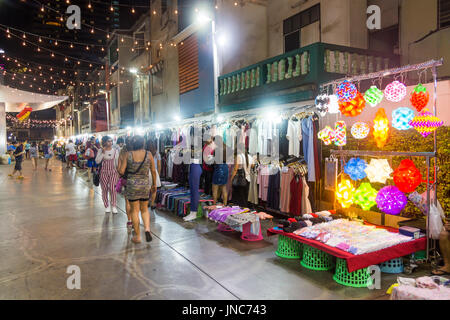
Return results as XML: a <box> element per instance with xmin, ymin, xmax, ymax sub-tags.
<box><xmin>286</xmin><ymin>119</ymin><xmax>302</xmax><ymax>157</ymax></box>
<box><xmin>302</xmin><ymin>117</ymin><xmax>316</xmax><ymax>182</ymax></box>
<box><xmin>301</xmin><ymin>176</ymin><xmax>313</xmax><ymax>214</ymax></box>
<box><xmin>249</xmin><ymin>121</ymin><xmax>259</xmax><ymax>155</ymax></box>
<box><xmin>280</xmin><ymin>167</ymin><xmax>294</xmax><ymax>213</ymax></box>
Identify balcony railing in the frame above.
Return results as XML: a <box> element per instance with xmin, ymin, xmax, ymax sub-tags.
<box><xmin>218</xmin><ymin>42</ymin><xmax>400</xmax><ymax>111</ymax></box>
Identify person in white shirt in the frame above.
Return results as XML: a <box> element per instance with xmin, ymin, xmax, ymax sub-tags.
<box><xmin>95</xmin><ymin>136</ymin><xmax>120</xmax><ymax>214</ymax></box>
<box><xmin>66</xmin><ymin>140</ymin><xmax>77</xmax><ymax>169</ymax></box>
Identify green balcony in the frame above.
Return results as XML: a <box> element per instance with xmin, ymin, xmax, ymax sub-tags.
<box><xmin>218</xmin><ymin>42</ymin><xmax>400</xmax><ymax>112</ymax></box>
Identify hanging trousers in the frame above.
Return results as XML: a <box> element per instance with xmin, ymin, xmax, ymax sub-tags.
<box><xmin>189</xmin><ymin>164</ymin><xmax>203</xmax><ymax>213</ymax></box>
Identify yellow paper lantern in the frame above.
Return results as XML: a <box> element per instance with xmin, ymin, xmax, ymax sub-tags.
<box><xmin>373</xmin><ymin>108</ymin><xmax>389</xmax><ymax>148</ymax></box>
<box><xmin>336</xmin><ymin>178</ymin><xmax>355</xmax><ymax>209</ymax></box>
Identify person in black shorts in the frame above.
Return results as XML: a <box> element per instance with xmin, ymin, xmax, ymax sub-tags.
<box><xmin>9</xmin><ymin>141</ymin><xmax>25</xmax><ymax>179</ymax></box>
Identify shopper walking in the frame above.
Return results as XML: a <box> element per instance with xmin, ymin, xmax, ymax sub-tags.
<box><xmin>148</xmin><ymin>141</ymin><xmax>161</xmax><ymax>209</ymax></box>
<box><xmin>84</xmin><ymin>141</ymin><xmax>96</xmax><ymax>182</ymax></box>
<box><xmin>118</xmin><ymin>136</ymin><xmax>133</xmax><ymax>229</ymax></box>
<box><xmin>30</xmin><ymin>142</ymin><xmax>38</xmax><ymax>171</ymax></box>
<box><xmin>118</xmin><ymin>135</ymin><xmax>157</xmax><ymax>243</ymax></box>
<box><xmin>24</xmin><ymin>141</ymin><xmax>31</xmax><ymax>160</ymax></box>
<box><xmin>8</xmin><ymin>141</ymin><xmax>25</xmax><ymax>179</ymax></box>
<box><xmin>43</xmin><ymin>141</ymin><xmax>53</xmax><ymax>171</ymax></box>
<box><xmin>66</xmin><ymin>139</ymin><xmax>77</xmax><ymax>168</ymax></box>
<box><xmin>96</xmin><ymin>136</ymin><xmax>120</xmax><ymax>214</ymax></box>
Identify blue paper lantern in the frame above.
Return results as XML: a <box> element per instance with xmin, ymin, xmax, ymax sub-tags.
<box><xmin>392</xmin><ymin>107</ymin><xmax>414</xmax><ymax>130</ymax></box>
<box><xmin>344</xmin><ymin>158</ymin><xmax>368</xmax><ymax>181</ymax></box>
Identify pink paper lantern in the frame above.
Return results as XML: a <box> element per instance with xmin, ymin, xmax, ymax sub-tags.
<box><xmin>385</xmin><ymin>81</ymin><xmax>407</xmax><ymax>102</ymax></box>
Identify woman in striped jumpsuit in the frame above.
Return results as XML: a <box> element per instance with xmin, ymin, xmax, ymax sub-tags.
<box><xmin>96</xmin><ymin>136</ymin><xmax>120</xmax><ymax>214</ymax></box>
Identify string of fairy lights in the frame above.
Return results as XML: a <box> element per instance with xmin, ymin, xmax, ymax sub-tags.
<box><xmin>6</xmin><ymin>113</ymin><xmax>69</xmax><ymax>128</ymax></box>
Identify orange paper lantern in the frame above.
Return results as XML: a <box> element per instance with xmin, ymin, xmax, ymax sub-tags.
<box><xmin>338</xmin><ymin>92</ymin><xmax>365</xmax><ymax>117</ymax></box>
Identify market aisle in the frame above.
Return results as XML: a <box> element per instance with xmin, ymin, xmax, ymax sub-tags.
<box><xmin>0</xmin><ymin>160</ymin><xmax>408</xmax><ymax>300</ymax></box>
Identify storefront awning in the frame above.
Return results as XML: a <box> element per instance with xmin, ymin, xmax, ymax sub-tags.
<box><xmin>0</xmin><ymin>85</ymin><xmax>68</xmax><ymax>113</ymax></box>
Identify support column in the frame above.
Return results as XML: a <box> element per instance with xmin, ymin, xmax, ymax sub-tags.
<box><xmin>0</xmin><ymin>102</ymin><xmax>5</xmax><ymax>155</ymax></box>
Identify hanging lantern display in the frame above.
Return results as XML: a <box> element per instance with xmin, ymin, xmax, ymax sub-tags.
<box><xmin>385</xmin><ymin>80</ymin><xmax>407</xmax><ymax>102</ymax></box>
<box><xmin>376</xmin><ymin>186</ymin><xmax>407</xmax><ymax>215</ymax></box>
<box><xmin>351</xmin><ymin>122</ymin><xmax>370</xmax><ymax>139</ymax></box>
<box><xmin>392</xmin><ymin>107</ymin><xmax>414</xmax><ymax>131</ymax></box>
<box><xmin>336</xmin><ymin>178</ymin><xmax>355</xmax><ymax>209</ymax></box>
<box><xmin>364</xmin><ymin>85</ymin><xmax>384</xmax><ymax>107</ymax></box>
<box><xmin>344</xmin><ymin>158</ymin><xmax>368</xmax><ymax>181</ymax></box>
<box><xmin>353</xmin><ymin>183</ymin><xmax>378</xmax><ymax>211</ymax></box>
<box><xmin>16</xmin><ymin>106</ymin><xmax>33</xmax><ymax>122</ymax></box>
<box><xmin>409</xmin><ymin>108</ymin><xmax>443</xmax><ymax>138</ymax></box>
<box><xmin>336</xmin><ymin>80</ymin><xmax>357</xmax><ymax>103</ymax></box>
<box><xmin>393</xmin><ymin>159</ymin><xmax>422</xmax><ymax>193</ymax></box>
<box><xmin>410</xmin><ymin>84</ymin><xmax>429</xmax><ymax>112</ymax></box>
<box><xmin>338</xmin><ymin>92</ymin><xmax>366</xmax><ymax>117</ymax></box>
<box><xmin>334</xmin><ymin>121</ymin><xmax>347</xmax><ymax>147</ymax></box>
<box><xmin>373</xmin><ymin>108</ymin><xmax>389</xmax><ymax>148</ymax></box>
<box><xmin>364</xmin><ymin>159</ymin><xmax>393</xmax><ymax>184</ymax></box>
<box><xmin>315</xmin><ymin>94</ymin><xmax>330</xmax><ymax>117</ymax></box>
<box><xmin>318</xmin><ymin>126</ymin><xmax>335</xmax><ymax>145</ymax></box>
<box><xmin>327</xmin><ymin>95</ymin><xmax>340</xmax><ymax>114</ymax></box>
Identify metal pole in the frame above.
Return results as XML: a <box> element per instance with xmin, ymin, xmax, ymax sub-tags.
<box><xmin>212</xmin><ymin>20</ymin><xmax>220</xmax><ymax>114</ymax></box>
<box><xmin>426</xmin><ymin>156</ymin><xmax>431</xmax><ymax>262</ymax></box>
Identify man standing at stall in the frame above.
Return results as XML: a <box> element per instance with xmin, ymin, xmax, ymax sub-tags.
<box><xmin>65</xmin><ymin>139</ymin><xmax>77</xmax><ymax>169</ymax></box>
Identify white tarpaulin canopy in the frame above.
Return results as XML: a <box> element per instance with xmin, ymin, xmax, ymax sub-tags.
<box><xmin>0</xmin><ymin>85</ymin><xmax>68</xmax><ymax>112</ymax></box>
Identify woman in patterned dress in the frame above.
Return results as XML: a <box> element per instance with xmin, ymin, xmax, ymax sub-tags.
<box><xmin>118</xmin><ymin>135</ymin><xmax>157</xmax><ymax>243</ymax></box>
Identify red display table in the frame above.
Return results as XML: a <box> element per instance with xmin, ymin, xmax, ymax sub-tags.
<box><xmin>267</xmin><ymin>228</ymin><xmax>426</xmax><ymax>272</ymax></box>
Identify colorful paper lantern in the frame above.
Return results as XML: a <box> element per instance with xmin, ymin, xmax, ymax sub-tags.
<box><xmin>339</xmin><ymin>92</ymin><xmax>366</xmax><ymax>117</ymax></box>
<box><xmin>393</xmin><ymin>159</ymin><xmax>422</xmax><ymax>193</ymax></box>
<box><xmin>318</xmin><ymin>126</ymin><xmax>335</xmax><ymax>145</ymax></box>
<box><xmin>409</xmin><ymin>108</ymin><xmax>443</xmax><ymax>138</ymax></box>
<box><xmin>351</xmin><ymin>122</ymin><xmax>370</xmax><ymax>139</ymax></box>
<box><xmin>344</xmin><ymin>158</ymin><xmax>368</xmax><ymax>181</ymax></box>
<box><xmin>376</xmin><ymin>186</ymin><xmax>407</xmax><ymax>215</ymax></box>
<box><xmin>336</xmin><ymin>80</ymin><xmax>357</xmax><ymax>103</ymax></box>
<box><xmin>315</xmin><ymin>94</ymin><xmax>330</xmax><ymax>117</ymax></box>
<box><xmin>336</xmin><ymin>178</ymin><xmax>355</xmax><ymax>209</ymax></box>
<box><xmin>334</xmin><ymin>121</ymin><xmax>347</xmax><ymax>147</ymax></box>
<box><xmin>392</xmin><ymin>107</ymin><xmax>414</xmax><ymax>131</ymax></box>
<box><xmin>385</xmin><ymin>80</ymin><xmax>407</xmax><ymax>102</ymax></box>
<box><xmin>373</xmin><ymin>108</ymin><xmax>389</xmax><ymax>148</ymax></box>
<box><xmin>364</xmin><ymin>159</ymin><xmax>393</xmax><ymax>184</ymax></box>
<box><xmin>354</xmin><ymin>183</ymin><xmax>378</xmax><ymax>211</ymax></box>
<box><xmin>327</xmin><ymin>95</ymin><xmax>340</xmax><ymax>114</ymax></box>
<box><xmin>364</xmin><ymin>85</ymin><xmax>384</xmax><ymax>107</ymax></box>
<box><xmin>410</xmin><ymin>84</ymin><xmax>429</xmax><ymax>112</ymax></box>
<box><xmin>16</xmin><ymin>107</ymin><xmax>33</xmax><ymax>122</ymax></box>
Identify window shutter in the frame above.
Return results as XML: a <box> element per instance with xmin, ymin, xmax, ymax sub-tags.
<box><xmin>178</xmin><ymin>33</ymin><xmax>199</xmax><ymax>94</ymax></box>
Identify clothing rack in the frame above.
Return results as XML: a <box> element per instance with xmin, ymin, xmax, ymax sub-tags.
<box><xmin>326</xmin><ymin>59</ymin><xmax>443</xmax><ymax>264</ymax></box>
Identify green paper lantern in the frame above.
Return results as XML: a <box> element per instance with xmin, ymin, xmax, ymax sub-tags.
<box><xmin>353</xmin><ymin>182</ymin><xmax>378</xmax><ymax>211</ymax></box>
<box><xmin>364</xmin><ymin>85</ymin><xmax>384</xmax><ymax>107</ymax></box>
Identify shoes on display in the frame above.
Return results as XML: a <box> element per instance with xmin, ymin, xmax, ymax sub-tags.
<box><xmin>105</xmin><ymin>205</ymin><xmax>111</xmax><ymax>213</ymax></box>
<box><xmin>183</xmin><ymin>212</ymin><xmax>197</xmax><ymax>222</ymax></box>
<box><xmin>112</xmin><ymin>206</ymin><xmax>118</xmax><ymax>214</ymax></box>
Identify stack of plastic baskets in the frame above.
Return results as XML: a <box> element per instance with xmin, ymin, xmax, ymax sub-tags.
<box><xmin>380</xmin><ymin>258</ymin><xmax>404</xmax><ymax>274</ymax></box>
<box><xmin>275</xmin><ymin>235</ymin><xmax>302</xmax><ymax>259</ymax></box>
<box><xmin>333</xmin><ymin>258</ymin><xmax>373</xmax><ymax>288</ymax></box>
<box><xmin>300</xmin><ymin>245</ymin><xmax>334</xmax><ymax>270</ymax></box>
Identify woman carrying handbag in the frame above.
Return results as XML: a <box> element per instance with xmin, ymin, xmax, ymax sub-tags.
<box><xmin>230</xmin><ymin>150</ymin><xmax>254</xmax><ymax>208</ymax></box>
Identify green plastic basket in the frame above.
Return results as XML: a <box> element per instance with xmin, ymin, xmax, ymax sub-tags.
<box><xmin>300</xmin><ymin>245</ymin><xmax>334</xmax><ymax>271</ymax></box>
<box><xmin>412</xmin><ymin>250</ymin><xmax>426</xmax><ymax>260</ymax></box>
<box><xmin>275</xmin><ymin>235</ymin><xmax>302</xmax><ymax>259</ymax></box>
<box><xmin>333</xmin><ymin>258</ymin><xmax>373</xmax><ymax>288</ymax></box>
